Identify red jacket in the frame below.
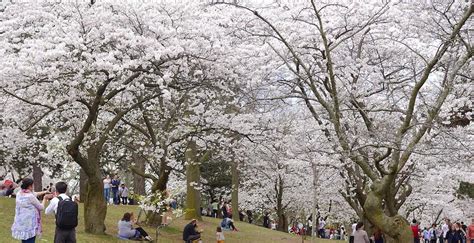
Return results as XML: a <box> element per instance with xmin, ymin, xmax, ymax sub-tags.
<box><xmin>411</xmin><ymin>225</ymin><xmax>419</xmax><ymax>238</ymax></box>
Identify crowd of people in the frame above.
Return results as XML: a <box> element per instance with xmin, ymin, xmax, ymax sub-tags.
<box><xmin>102</xmin><ymin>175</ymin><xmax>130</xmax><ymax>205</ymax></box>
<box><xmin>410</xmin><ymin>218</ymin><xmax>474</xmax><ymax>243</ymax></box>
<box><xmin>5</xmin><ymin>177</ymin><xmax>152</xmax><ymax>243</ymax></box>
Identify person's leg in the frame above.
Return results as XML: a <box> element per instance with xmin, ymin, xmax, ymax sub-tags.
<box><xmin>187</xmin><ymin>234</ymin><xmax>200</xmax><ymax>241</ymax></box>
<box><xmin>64</xmin><ymin>229</ymin><xmax>76</xmax><ymax>243</ymax></box>
<box><xmin>135</xmin><ymin>227</ymin><xmax>149</xmax><ymax>237</ymax></box>
<box><xmin>22</xmin><ymin>236</ymin><xmax>36</xmax><ymax>243</ymax></box>
<box><xmin>55</xmin><ymin>228</ymin><xmax>68</xmax><ymax>243</ymax></box>
<box><xmin>349</xmin><ymin>235</ymin><xmax>354</xmax><ymax>243</ymax></box>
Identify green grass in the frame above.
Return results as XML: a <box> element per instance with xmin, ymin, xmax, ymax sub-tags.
<box><xmin>0</xmin><ymin>197</ymin><xmax>339</xmax><ymax>243</ymax></box>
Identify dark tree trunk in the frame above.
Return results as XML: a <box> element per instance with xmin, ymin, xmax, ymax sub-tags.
<box><xmin>132</xmin><ymin>154</ymin><xmax>146</xmax><ymax>196</ymax></box>
<box><xmin>276</xmin><ymin>175</ymin><xmax>287</xmax><ymax>232</ymax></box>
<box><xmin>32</xmin><ymin>163</ymin><xmax>43</xmax><ymax>192</ymax></box>
<box><xmin>80</xmin><ymin>168</ymin><xmax>88</xmax><ymax>203</ymax></box>
<box><xmin>231</xmin><ymin>161</ymin><xmax>239</xmax><ymax>222</ymax></box>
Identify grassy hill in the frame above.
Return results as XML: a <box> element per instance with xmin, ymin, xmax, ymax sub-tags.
<box><xmin>0</xmin><ymin>197</ymin><xmax>339</xmax><ymax>243</ymax></box>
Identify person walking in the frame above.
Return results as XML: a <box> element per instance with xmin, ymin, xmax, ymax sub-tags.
<box><xmin>353</xmin><ymin>222</ymin><xmax>370</xmax><ymax>243</ymax></box>
<box><xmin>103</xmin><ymin>175</ymin><xmax>111</xmax><ymax>205</ymax></box>
<box><xmin>11</xmin><ymin>178</ymin><xmax>52</xmax><ymax>243</ymax></box>
<box><xmin>45</xmin><ymin>182</ymin><xmax>78</xmax><ymax>243</ymax></box>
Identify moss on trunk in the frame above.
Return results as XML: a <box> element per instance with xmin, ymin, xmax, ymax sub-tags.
<box><xmin>364</xmin><ymin>179</ymin><xmax>411</xmax><ymax>243</ymax></box>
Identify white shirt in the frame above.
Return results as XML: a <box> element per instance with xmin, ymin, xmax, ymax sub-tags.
<box><xmin>45</xmin><ymin>194</ymin><xmax>70</xmax><ymax>215</ymax></box>
<box><xmin>319</xmin><ymin>220</ymin><xmax>326</xmax><ymax>229</ymax></box>
<box><xmin>352</xmin><ymin>223</ymin><xmax>357</xmax><ymax>235</ymax></box>
<box><xmin>442</xmin><ymin>223</ymin><xmax>449</xmax><ymax>237</ymax></box>
<box><xmin>103</xmin><ymin>179</ymin><xmax>111</xmax><ymax>189</ymax></box>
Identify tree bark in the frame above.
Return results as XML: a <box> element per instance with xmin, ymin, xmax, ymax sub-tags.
<box><xmin>311</xmin><ymin>162</ymin><xmax>318</xmax><ymax>239</ymax></box>
<box><xmin>364</xmin><ymin>178</ymin><xmax>412</xmax><ymax>243</ymax></box>
<box><xmin>32</xmin><ymin>163</ymin><xmax>43</xmax><ymax>192</ymax></box>
<box><xmin>276</xmin><ymin>175</ymin><xmax>287</xmax><ymax>232</ymax></box>
<box><xmin>184</xmin><ymin>140</ymin><xmax>202</xmax><ymax>220</ymax></box>
<box><xmin>231</xmin><ymin>160</ymin><xmax>239</xmax><ymax>222</ymax></box>
<box><xmin>132</xmin><ymin>154</ymin><xmax>146</xmax><ymax>196</ymax></box>
<box><xmin>79</xmin><ymin>168</ymin><xmax>88</xmax><ymax>203</ymax></box>
<box><xmin>82</xmin><ymin>150</ymin><xmax>107</xmax><ymax>234</ymax></box>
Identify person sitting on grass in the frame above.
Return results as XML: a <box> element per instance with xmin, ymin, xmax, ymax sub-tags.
<box><xmin>118</xmin><ymin>212</ymin><xmax>152</xmax><ymax>241</ymax></box>
<box><xmin>183</xmin><ymin>219</ymin><xmax>202</xmax><ymax>243</ymax></box>
<box><xmin>220</xmin><ymin>217</ymin><xmax>238</xmax><ymax>231</ymax></box>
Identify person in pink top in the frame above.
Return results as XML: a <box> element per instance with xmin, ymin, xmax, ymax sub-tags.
<box><xmin>11</xmin><ymin>178</ymin><xmax>53</xmax><ymax>243</ymax></box>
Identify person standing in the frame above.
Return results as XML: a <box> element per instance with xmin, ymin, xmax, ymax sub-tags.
<box><xmin>353</xmin><ymin>222</ymin><xmax>370</xmax><ymax>243</ymax></box>
<box><xmin>443</xmin><ymin>219</ymin><xmax>451</xmax><ymax>243</ymax></box>
<box><xmin>118</xmin><ymin>184</ymin><xmax>128</xmax><ymax>205</ymax></box>
<box><xmin>429</xmin><ymin>224</ymin><xmax>437</xmax><ymax>243</ymax></box>
<box><xmin>467</xmin><ymin>219</ymin><xmax>474</xmax><ymax>243</ymax></box>
<box><xmin>216</xmin><ymin>226</ymin><xmax>225</xmax><ymax>243</ymax></box>
<box><xmin>263</xmin><ymin>212</ymin><xmax>270</xmax><ymax>228</ymax></box>
<box><xmin>221</xmin><ymin>201</ymin><xmax>229</xmax><ymax>219</ymax></box>
<box><xmin>350</xmin><ymin>221</ymin><xmax>358</xmax><ymax>243</ymax></box>
<box><xmin>423</xmin><ymin>227</ymin><xmax>430</xmax><ymax>243</ymax></box>
<box><xmin>45</xmin><ymin>182</ymin><xmax>78</xmax><ymax>243</ymax></box>
<box><xmin>373</xmin><ymin>227</ymin><xmax>384</xmax><ymax>243</ymax></box>
<box><xmin>412</xmin><ymin>219</ymin><xmax>420</xmax><ymax>243</ymax></box>
<box><xmin>211</xmin><ymin>201</ymin><xmax>218</xmax><ymax>218</ymax></box>
<box><xmin>318</xmin><ymin>217</ymin><xmax>326</xmax><ymax>238</ymax></box>
<box><xmin>11</xmin><ymin>178</ymin><xmax>52</xmax><ymax>243</ymax></box>
<box><xmin>111</xmin><ymin>175</ymin><xmax>121</xmax><ymax>205</ymax></box>
<box><xmin>246</xmin><ymin>209</ymin><xmax>253</xmax><ymax>224</ymax></box>
<box><xmin>103</xmin><ymin>175</ymin><xmax>111</xmax><ymax>205</ymax></box>
<box><xmin>452</xmin><ymin>223</ymin><xmax>466</xmax><ymax>243</ymax></box>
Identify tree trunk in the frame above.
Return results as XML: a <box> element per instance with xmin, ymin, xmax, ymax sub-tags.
<box><xmin>364</xmin><ymin>179</ymin><xmax>412</xmax><ymax>243</ymax></box>
<box><xmin>32</xmin><ymin>163</ymin><xmax>43</xmax><ymax>192</ymax></box>
<box><xmin>81</xmin><ymin>150</ymin><xmax>107</xmax><ymax>234</ymax></box>
<box><xmin>132</xmin><ymin>154</ymin><xmax>146</xmax><ymax>196</ymax></box>
<box><xmin>276</xmin><ymin>175</ymin><xmax>287</xmax><ymax>232</ymax></box>
<box><xmin>184</xmin><ymin>140</ymin><xmax>202</xmax><ymax>220</ymax></box>
<box><xmin>79</xmin><ymin>168</ymin><xmax>88</xmax><ymax>203</ymax></box>
<box><xmin>83</xmin><ymin>173</ymin><xmax>107</xmax><ymax>234</ymax></box>
<box><xmin>311</xmin><ymin>162</ymin><xmax>318</xmax><ymax>239</ymax></box>
<box><xmin>231</xmin><ymin>160</ymin><xmax>239</xmax><ymax>222</ymax></box>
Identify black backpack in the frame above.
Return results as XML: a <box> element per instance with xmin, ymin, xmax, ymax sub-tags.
<box><xmin>56</xmin><ymin>197</ymin><xmax>78</xmax><ymax>230</ymax></box>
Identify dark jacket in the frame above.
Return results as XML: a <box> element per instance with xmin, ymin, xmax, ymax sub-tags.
<box><xmin>183</xmin><ymin>223</ymin><xmax>199</xmax><ymax>240</ymax></box>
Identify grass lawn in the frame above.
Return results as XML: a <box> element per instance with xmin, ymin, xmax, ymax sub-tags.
<box><xmin>0</xmin><ymin>197</ymin><xmax>340</xmax><ymax>243</ymax></box>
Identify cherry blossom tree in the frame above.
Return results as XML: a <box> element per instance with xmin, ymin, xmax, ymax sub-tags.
<box><xmin>218</xmin><ymin>1</ymin><xmax>473</xmax><ymax>241</ymax></box>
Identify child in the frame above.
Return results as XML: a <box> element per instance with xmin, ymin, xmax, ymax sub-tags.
<box><xmin>216</xmin><ymin>226</ymin><xmax>225</xmax><ymax>243</ymax></box>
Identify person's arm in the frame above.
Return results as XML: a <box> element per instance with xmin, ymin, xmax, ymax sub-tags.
<box><xmin>30</xmin><ymin>193</ymin><xmax>46</xmax><ymax>210</ymax></box>
<box><xmin>364</xmin><ymin>231</ymin><xmax>370</xmax><ymax>243</ymax></box>
<box><xmin>45</xmin><ymin>197</ymin><xmax>58</xmax><ymax>215</ymax></box>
